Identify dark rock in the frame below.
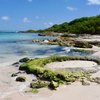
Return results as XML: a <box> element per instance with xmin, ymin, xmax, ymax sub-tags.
<box><xmin>11</xmin><ymin>73</ymin><xmax>18</xmax><ymax>77</ymax></box>
<box><xmin>16</xmin><ymin>76</ymin><xmax>26</xmax><ymax>82</ymax></box>
<box><xmin>49</xmin><ymin>81</ymin><xmax>59</xmax><ymax>90</ymax></box>
<box><xmin>19</xmin><ymin>57</ymin><xmax>30</xmax><ymax>63</ymax></box>
<box><xmin>12</xmin><ymin>62</ymin><xmax>19</xmax><ymax>67</ymax></box>
<box><xmin>11</xmin><ymin>71</ymin><xmax>26</xmax><ymax>77</ymax></box>
<box><xmin>30</xmin><ymin>80</ymin><xmax>48</xmax><ymax>89</ymax></box>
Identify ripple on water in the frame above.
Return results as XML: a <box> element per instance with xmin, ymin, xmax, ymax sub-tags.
<box><xmin>0</xmin><ymin>32</ymin><xmax>92</xmax><ymax>63</ymax></box>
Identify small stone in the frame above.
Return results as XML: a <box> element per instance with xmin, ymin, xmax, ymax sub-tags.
<box><xmin>19</xmin><ymin>57</ymin><xmax>30</xmax><ymax>63</ymax></box>
<box><xmin>81</xmin><ymin>79</ymin><xmax>90</xmax><ymax>86</ymax></box>
<box><xmin>12</xmin><ymin>62</ymin><xmax>19</xmax><ymax>67</ymax></box>
<box><xmin>93</xmin><ymin>77</ymin><xmax>100</xmax><ymax>84</ymax></box>
<box><xmin>11</xmin><ymin>73</ymin><xmax>17</xmax><ymax>77</ymax></box>
<box><xmin>49</xmin><ymin>81</ymin><xmax>59</xmax><ymax>90</ymax></box>
<box><xmin>16</xmin><ymin>76</ymin><xmax>26</xmax><ymax>82</ymax></box>
<box><xmin>30</xmin><ymin>80</ymin><xmax>48</xmax><ymax>89</ymax></box>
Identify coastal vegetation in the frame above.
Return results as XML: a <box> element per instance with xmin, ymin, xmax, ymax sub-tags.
<box><xmin>41</xmin><ymin>15</ymin><xmax>100</xmax><ymax>35</ymax></box>
<box><xmin>22</xmin><ymin>15</ymin><xmax>100</xmax><ymax>35</ymax></box>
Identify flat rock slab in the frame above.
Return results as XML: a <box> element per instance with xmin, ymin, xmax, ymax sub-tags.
<box><xmin>45</xmin><ymin>60</ymin><xmax>98</xmax><ymax>71</ymax></box>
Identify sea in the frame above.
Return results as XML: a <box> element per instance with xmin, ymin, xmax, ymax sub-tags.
<box><xmin>0</xmin><ymin>32</ymin><xmax>90</xmax><ymax>64</ymax></box>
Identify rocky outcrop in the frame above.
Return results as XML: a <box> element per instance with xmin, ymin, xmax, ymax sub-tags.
<box><xmin>32</xmin><ymin>37</ymin><xmax>93</xmax><ymax>48</ymax></box>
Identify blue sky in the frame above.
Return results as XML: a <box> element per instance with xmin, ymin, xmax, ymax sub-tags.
<box><xmin>0</xmin><ymin>0</ymin><xmax>100</xmax><ymax>31</ymax></box>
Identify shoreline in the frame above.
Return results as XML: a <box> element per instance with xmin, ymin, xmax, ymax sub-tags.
<box><xmin>0</xmin><ymin>35</ymin><xmax>100</xmax><ymax>100</ymax></box>
<box><xmin>1</xmin><ymin>63</ymin><xmax>100</xmax><ymax>100</ymax></box>
<box><xmin>0</xmin><ymin>54</ymin><xmax>100</xmax><ymax>100</ymax></box>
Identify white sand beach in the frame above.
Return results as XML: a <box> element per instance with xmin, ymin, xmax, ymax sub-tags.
<box><xmin>0</xmin><ymin>35</ymin><xmax>100</xmax><ymax>100</ymax></box>
<box><xmin>0</xmin><ymin>56</ymin><xmax>100</xmax><ymax>100</ymax></box>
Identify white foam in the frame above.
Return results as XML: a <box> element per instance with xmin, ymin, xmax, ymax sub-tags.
<box><xmin>62</xmin><ymin>47</ymin><xmax>71</xmax><ymax>53</ymax></box>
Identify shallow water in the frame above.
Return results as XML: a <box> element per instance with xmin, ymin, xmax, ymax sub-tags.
<box><xmin>0</xmin><ymin>32</ymin><xmax>91</xmax><ymax>63</ymax></box>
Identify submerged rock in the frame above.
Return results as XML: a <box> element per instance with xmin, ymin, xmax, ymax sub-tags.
<box><xmin>11</xmin><ymin>73</ymin><xmax>18</xmax><ymax>77</ymax></box>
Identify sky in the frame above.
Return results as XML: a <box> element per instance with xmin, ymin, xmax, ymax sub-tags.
<box><xmin>0</xmin><ymin>0</ymin><xmax>100</xmax><ymax>31</ymax></box>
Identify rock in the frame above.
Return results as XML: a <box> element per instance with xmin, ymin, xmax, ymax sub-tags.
<box><xmin>11</xmin><ymin>73</ymin><xmax>18</xmax><ymax>77</ymax></box>
<box><xmin>11</xmin><ymin>71</ymin><xmax>25</xmax><ymax>77</ymax></box>
<box><xmin>66</xmin><ymin>82</ymin><xmax>71</xmax><ymax>85</ymax></box>
<box><xmin>66</xmin><ymin>77</ymin><xmax>76</xmax><ymax>82</ymax></box>
<box><xmin>16</xmin><ymin>76</ymin><xmax>26</xmax><ymax>82</ymax></box>
<box><xmin>49</xmin><ymin>81</ymin><xmax>59</xmax><ymax>90</ymax></box>
<box><xmin>30</xmin><ymin>80</ymin><xmax>48</xmax><ymax>89</ymax></box>
<box><xmin>93</xmin><ymin>77</ymin><xmax>100</xmax><ymax>84</ymax></box>
<box><xmin>74</xmin><ymin>41</ymin><xmax>92</xmax><ymax>48</ymax></box>
<box><xmin>12</xmin><ymin>62</ymin><xmax>19</xmax><ymax>67</ymax></box>
<box><xmin>81</xmin><ymin>78</ymin><xmax>90</xmax><ymax>86</ymax></box>
<box><xmin>82</xmin><ymin>81</ymin><xmax>90</xmax><ymax>86</ymax></box>
<box><xmin>16</xmin><ymin>71</ymin><xmax>25</xmax><ymax>74</ymax></box>
<box><xmin>19</xmin><ymin>57</ymin><xmax>30</xmax><ymax>63</ymax></box>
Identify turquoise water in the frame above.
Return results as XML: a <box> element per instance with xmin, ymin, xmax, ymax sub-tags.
<box><xmin>0</xmin><ymin>32</ymin><xmax>90</xmax><ymax>63</ymax></box>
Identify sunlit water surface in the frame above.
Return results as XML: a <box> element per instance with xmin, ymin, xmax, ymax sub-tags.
<box><xmin>0</xmin><ymin>32</ymin><xmax>91</xmax><ymax>64</ymax></box>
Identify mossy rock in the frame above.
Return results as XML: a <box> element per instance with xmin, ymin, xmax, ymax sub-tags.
<box><xmin>42</xmin><ymin>70</ymin><xmax>58</xmax><ymax>81</ymax></box>
<box><xmin>56</xmin><ymin>73</ymin><xmax>66</xmax><ymax>81</ymax></box>
<box><xmin>49</xmin><ymin>81</ymin><xmax>59</xmax><ymax>90</ymax></box>
<box><xmin>30</xmin><ymin>80</ymin><xmax>48</xmax><ymax>89</ymax></box>
<box><xmin>93</xmin><ymin>77</ymin><xmax>100</xmax><ymax>84</ymax></box>
<box><xmin>65</xmin><ymin>77</ymin><xmax>76</xmax><ymax>82</ymax></box>
<box><xmin>25</xmin><ymin>89</ymin><xmax>39</xmax><ymax>94</ymax></box>
<box><xmin>19</xmin><ymin>57</ymin><xmax>30</xmax><ymax>63</ymax></box>
<box><xmin>16</xmin><ymin>76</ymin><xmax>26</xmax><ymax>82</ymax></box>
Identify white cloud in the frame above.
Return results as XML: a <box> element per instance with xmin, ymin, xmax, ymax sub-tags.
<box><xmin>49</xmin><ymin>22</ymin><xmax>53</xmax><ymax>25</ymax></box>
<box><xmin>44</xmin><ymin>22</ymin><xmax>53</xmax><ymax>28</ymax></box>
<box><xmin>87</xmin><ymin>0</ymin><xmax>100</xmax><ymax>5</ymax></box>
<box><xmin>1</xmin><ymin>16</ymin><xmax>9</xmax><ymax>21</ymax></box>
<box><xmin>66</xmin><ymin>6</ymin><xmax>77</xmax><ymax>11</ymax></box>
<box><xmin>35</xmin><ymin>16</ymin><xmax>40</xmax><ymax>19</ymax></box>
<box><xmin>28</xmin><ymin>0</ymin><xmax>32</xmax><ymax>2</ymax></box>
<box><xmin>23</xmin><ymin>17</ymin><xmax>31</xmax><ymax>23</ymax></box>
